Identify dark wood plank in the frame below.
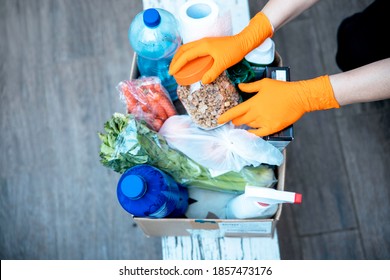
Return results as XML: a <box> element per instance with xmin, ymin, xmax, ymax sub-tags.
<box><xmin>309</xmin><ymin>0</ymin><xmax>375</xmax><ymax>75</ymax></box>
<box><xmin>276</xmin><ymin>204</ymin><xmax>303</xmax><ymax>260</ymax></box>
<box><xmin>0</xmin><ymin>0</ymin><xmax>162</xmax><ymax>260</ymax></box>
<box><xmin>301</xmin><ymin>230</ymin><xmax>365</xmax><ymax>259</ymax></box>
<box><xmin>284</xmin><ymin>110</ymin><xmax>358</xmax><ymax>235</ymax></box>
<box><xmin>336</xmin><ymin>109</ymin><xmax>390</xmax><ymax>259</ymax></box>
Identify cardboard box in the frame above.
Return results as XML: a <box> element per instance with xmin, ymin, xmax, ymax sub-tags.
<box><xmin>134</xmin><ymin>155</ymin><xmax>286</xmax><ymax>238</ymax></box>
<box><xmin>129</xmin><ymin>53</ymin><xmax>287</xmax><ymax>238</ymax></box>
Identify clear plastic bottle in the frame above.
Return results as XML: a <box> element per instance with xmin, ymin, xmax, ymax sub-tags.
<box><xmin>129</xmin><ymin>8</ymin><xmax>182</xmax><ymax>101</ymax></box>
<box><xmin>117</xmin><ymin>164</ymin><xmax>189</xmax><ymax>218</ymax></box>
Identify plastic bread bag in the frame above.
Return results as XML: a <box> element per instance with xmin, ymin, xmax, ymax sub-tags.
<box><xmin>116</xmin><ymin>77</ymin><xmax>177</xmax><ymax>131</ymax></box>
<box><xmin>159</xmin><ymin>115</ymin><xmax>284</xmax><ymax>174</ymax></box>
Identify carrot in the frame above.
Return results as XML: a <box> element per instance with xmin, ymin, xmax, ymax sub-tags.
<box><xmin>153</xmin><ymin>83</ymin><xmax>163</xmax><ymax>92</ymax></box>
<box><xmin>156</xmin><ymin>92</ymin><xmax>176</xmax><ymax>117</ymax></box>
<box><xmin>143</xmin><ymin>87</ymin><xmax>163</xmax><ymax>114</ymax></box>
<box><xmin>125</xmin><ymin>78</ymin><xmax>177</xmax><ymax>129</ymax></box>
<box><xmin>152</xmin><ymin>118</ymin><xmax>163</xmax><ymax>131</ymax></box>
<box><xmin>146</xmin><ymin>84</ymin><xmax>177</xmax><ymax>118</ymax></box>
<box><xmin>120</xmin><ymin>82</ymin><xmax>138</xmax><ymax>113</ymax></box>
<box><xmin>135</xmin><ymin>87</ymin><xmax>149</xmax><ymax>112</ymax></box>
<box><xmin>143</xmin><ymin>90</ymin><xmax>167</xmax><ymax>120</ymax></box>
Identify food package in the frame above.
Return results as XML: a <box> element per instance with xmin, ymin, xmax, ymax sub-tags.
<box><xmin>117</xmin><ymin>77</ymin><xmax>177</xmax><ymax>131</ymax></box>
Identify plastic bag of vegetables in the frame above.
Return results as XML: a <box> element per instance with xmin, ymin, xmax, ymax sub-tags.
<box><xmin>117</xmin><ymin>77</ymin><xmax>177</xmax><ymax>131</ymax></box>
<box><xmin>98</xmin><ymin>113</ymin><xmax>277</xmax><ymax>193</ymax></box>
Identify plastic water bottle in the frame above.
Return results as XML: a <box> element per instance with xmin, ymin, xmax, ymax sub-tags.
<box><xmin>129</xmin><ymin>8</ymin><xmax>182</xmax><ymax>101</ymax></box>
<box><xmin>117</xmin><ymin>164</ymin><xmax>188</xmax><ymax>218</ymax></box>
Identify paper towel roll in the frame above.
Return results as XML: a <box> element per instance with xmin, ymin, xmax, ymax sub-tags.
<box><xmin>178</xmin><ymin>0</ymin><xmax>232</xmax><ymax>43</ymax></box>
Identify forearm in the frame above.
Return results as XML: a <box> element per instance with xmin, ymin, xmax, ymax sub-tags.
<box><xmin>261</xmin><ymin>0</ymin><xmax>320</xmax><ymax>31</ymax></box>
<box><xmin>330</xmin><ymin>58</ymin><xmax>390</xmax><ymax>106</ymax></box>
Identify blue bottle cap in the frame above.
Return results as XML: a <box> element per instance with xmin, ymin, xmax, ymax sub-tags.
<box><xmin>143</xmin><ymin>8</ymin><xmax>161</xmax><ymax>28</ymax></box>
<box><xmin>119</xmin><ymin>174</ymin><xmax>147</xmax><ymax>200</ymax></box>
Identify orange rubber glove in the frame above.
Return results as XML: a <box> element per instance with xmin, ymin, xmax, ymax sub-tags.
<box><xmin>217</xmin><ymin>75</ymin><xmax>340</xmax><ymax>137</ymax></box>
<box><xmin>169</xmin><ymin>12</ymin><xmax>273</xmax><ymax>84</ymax></box>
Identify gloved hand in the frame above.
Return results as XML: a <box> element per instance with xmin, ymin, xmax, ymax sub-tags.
<box><xmin>217</xmin><ymin>76</ymin><xmax>340</xmax><ymax>137</ymax></box>
<box><xmin>169</xmin><ymin>12</ymin><xmax>273</xmax><ymax>84</ymax></box>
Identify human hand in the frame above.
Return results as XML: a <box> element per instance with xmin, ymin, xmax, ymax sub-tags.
<box><xmin>169</xmin><ymin>12</ymin><xmax>273</xmax><ymax>84</ymax></box>
<box><xmin>218</xmin><ymin>76</ymin><xmax>340</xmax><ymax>136</ymax></box>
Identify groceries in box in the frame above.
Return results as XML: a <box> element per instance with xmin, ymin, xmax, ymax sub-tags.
<box><xmin>97</xmin><ymin>2</ymin><xmax>299</xmax><ymax>237</ymax></box>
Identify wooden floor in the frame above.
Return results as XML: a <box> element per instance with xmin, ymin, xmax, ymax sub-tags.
<box><xmin>1</xmin><ymin>0</ymin><xmax>389</xmax><ymax>260</ymax></box>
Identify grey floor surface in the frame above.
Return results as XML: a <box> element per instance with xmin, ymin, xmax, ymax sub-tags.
<box><xmin>1</xmin><ymin>0</ymin><xmax>389</xmax><ymax>260</ymax></box>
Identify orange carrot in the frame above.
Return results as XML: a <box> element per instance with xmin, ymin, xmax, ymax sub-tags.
<box><xmin>157</xmin><ymin>93</ymin><xmax>176</xmax><ymax>117</ymax></box>
<box><xmin>120</xmin><ymin>82</ymin><xmax>138</xmax><ymax>113</ymax></box>
<box><xmin>134</xmin><ymin>87</ymin><xmax>149</xmax><ymax>112</ymax></box>
<box><xmin>146</xmin><ymin>85</ymin><xmax>177</xmax><ymax>118</ymax></box>
<box><xmin>145</xmin><ymin>92</ymin><xmax>168</xmax><ymax>121</ymax></box>
<box><xmin>153</xmin><ymin>102</ymin><xmax>168</xmax><ymax>120</ymax></box>
<box><xmin>152</xmin><ymin>118</ymin><xmax>163</xmax><ymax>131</ymax></box>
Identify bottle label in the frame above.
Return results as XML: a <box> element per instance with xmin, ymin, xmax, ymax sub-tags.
<box><xmin>148</xmin><ymin>201</ymin><xmax>170</xmax><ymax>218</ymax></box>
<box><xmin>251</xmin><ymin>65</ymin><xmax>267</xmax><ymax>80</ymax></box>
<box><xmin>147</xmin><ymin>190</ymin><xmax>181</xmax><ymax>218</ymax></box>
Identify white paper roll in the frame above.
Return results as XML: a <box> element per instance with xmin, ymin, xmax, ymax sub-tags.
<box><xmin>178</xmin><ymin>0</ymin><xmax>232</xmax><ymax>43</ymax></box>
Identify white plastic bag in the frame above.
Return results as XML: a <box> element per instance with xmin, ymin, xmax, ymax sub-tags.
<box><xmin>159</xmin><ymin>115</ymin><xmax>283</xmax><ymax>173</ymax></box>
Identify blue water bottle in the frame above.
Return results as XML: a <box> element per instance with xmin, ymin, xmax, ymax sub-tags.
<box><xmin>129</xmin><ymin>8</ymin><xmax>182</xmax><ymax>101</ymax></box>
<box><xmin>117</xmin><ymin>164</ymin><xmax>188</xmax><ymax>218</ymax></box>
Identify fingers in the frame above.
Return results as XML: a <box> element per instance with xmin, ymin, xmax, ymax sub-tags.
<box><xmin>246</xmin><ymin>120</ymin><xmax>262</xmax><ymax>128</ymax></box>
<box><xmin>231</xmin><ymin>112</ymin><xmax>256</xmax><ymax>126</ymax></box>
<box><xmin>217</xmin><ymin>102</ymin><xmax>249</xmax><ymax>124</ymax></box>
<box><xmin>169</xmin><ymin>40</ymin><xmax>209</xmax><ymax>75</ymax></box>
<box><xmin>201</xmin><ymin>64</ymin><xmax>224</xmax><ymax>84</ymax></box>
<box><xmin>170</xmin><ymin>40</ymin><xmax>197</xmax><ymax>65</ymax></box>
<box><xmin>238</xmin><ymin>80</ymin><xmax>264</xmax><ymax>93</ymax></box>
